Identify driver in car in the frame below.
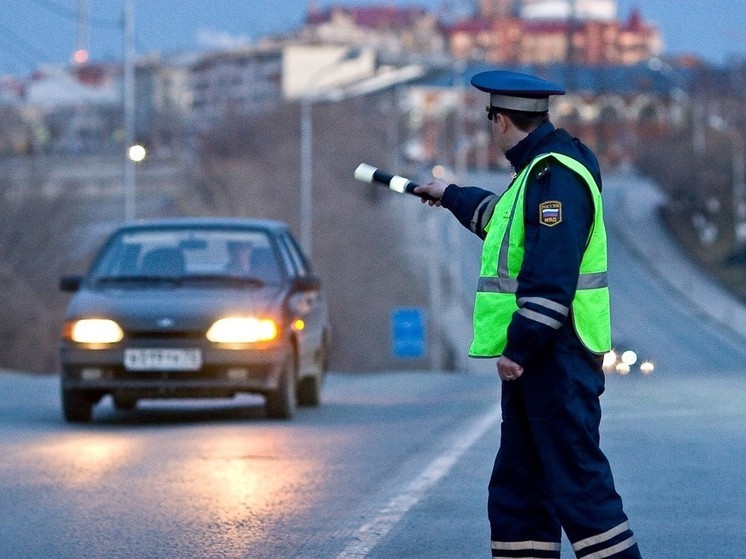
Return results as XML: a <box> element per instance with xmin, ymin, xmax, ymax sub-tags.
<box><xmin>224</xmin><ymin>241</ymin><xmax>254</xmax><ymax>275</ymax></box>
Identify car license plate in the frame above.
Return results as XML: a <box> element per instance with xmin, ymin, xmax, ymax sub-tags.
<box><xmin>124</xmin><ymin>348</ymin><xmax>202</xmax><ymax>371</ymax></box>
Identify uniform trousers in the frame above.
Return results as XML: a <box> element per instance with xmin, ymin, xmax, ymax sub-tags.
<box><xmin>488</xmin><ymin>343</ymin><xmax>643</xmax><ymax>559</ymax></box>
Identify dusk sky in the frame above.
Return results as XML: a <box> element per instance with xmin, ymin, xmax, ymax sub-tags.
<box><xmin>0</xmin><ymin>0</ymin><xmax>744</xmax><ymax>76</ymax></box>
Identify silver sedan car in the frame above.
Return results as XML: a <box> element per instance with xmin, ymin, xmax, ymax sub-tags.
<box><xmin>59</xmin><ymin>218</ymin><xmax>331</xmax><ymax>422</ymax></box>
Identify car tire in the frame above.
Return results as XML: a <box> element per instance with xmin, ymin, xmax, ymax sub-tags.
<box><xmin>298</xmin><ymin>338</ymin><xmax>327</xmax><ymax>407</ymax></box>
<box><xmin>265</xmin><ymin>357</ymin><xmax>297</xmax><ymax>419</ymax></box>
<box><xmin>297</xmin><ymin>375</ymin><xmax>321</xmax><ymax>407</ymax></box>
<box><xmin>62</xmin><ymin>389</ymin><xmax>93</xmax><ymax>423</ymax></box>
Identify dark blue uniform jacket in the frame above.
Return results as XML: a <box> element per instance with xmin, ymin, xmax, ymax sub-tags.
<box><xmin>441</xmin><ymin>121</ymin><xmax>602</xmax><ymax>367</ymax></box>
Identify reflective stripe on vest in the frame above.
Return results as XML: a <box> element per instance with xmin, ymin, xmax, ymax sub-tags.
<box><xmin>469</xmin><ymin>152</ymin><xmax>611</xmax><ymax>357</ymax></box>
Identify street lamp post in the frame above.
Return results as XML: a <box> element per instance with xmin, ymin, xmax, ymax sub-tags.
<box><xmin>298</xmin><ymin>47</ymin><xmax>361</xmax><ymax>258</ymax></box>
<box><xmin>709</xmin><ymin>115</ymin><xmax>746</xmax><ymax>254</ymax></box>
<box><xmin>300</xmin><ymin>97</ymin><xmax>313</xmax><ymax>256</ymax></box>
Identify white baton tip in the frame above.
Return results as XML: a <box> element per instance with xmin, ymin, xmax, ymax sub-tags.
<box><xmin>389</xmin><ymin>175</ymin><xmax>409</xmax><ymax>193</ymax></box>
<box><xmin>354</xmin><ymin>163</ymin><xmax>377</xmax><ymax>183</ymax></box>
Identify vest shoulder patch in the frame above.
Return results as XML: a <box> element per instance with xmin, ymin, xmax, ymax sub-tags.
<box><xmin>539</xmin><ymin>200</ymin><xmax>562</xmax><ymax>226</ymax></box>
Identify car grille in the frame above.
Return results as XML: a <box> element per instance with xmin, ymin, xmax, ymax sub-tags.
<box><xmin>125</xmin><ymin>330</ymin><xmax>204</xmax><ymax>340</ymax></box>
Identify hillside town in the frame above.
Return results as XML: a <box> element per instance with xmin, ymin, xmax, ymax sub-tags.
<box><xmin>2</xmin><ymin>5</ymin><xmax>746</xmax><ymax>556</ymax></box>
<box><xmin>0</xmin><ymin>0</ymin><xmax>744</xmax><ymax>374</ymax></box>
<box><xmin>0</xmin><ymin>0</ymin><xmax>738</xmax><ymax>168</ymax></box>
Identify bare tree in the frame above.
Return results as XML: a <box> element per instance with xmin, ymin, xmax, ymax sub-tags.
<box><xmin>0</xmin><ymin>172</ymin><xmax>85</xmax><ymax>372</ymax></box>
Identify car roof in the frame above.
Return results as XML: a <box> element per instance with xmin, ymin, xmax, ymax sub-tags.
<box><xmin>114</xmin><ymin>217</ymin><xmax>291</xmax><ymax>234</ymax></box>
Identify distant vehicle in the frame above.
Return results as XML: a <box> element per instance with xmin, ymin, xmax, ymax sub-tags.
<box><xmin>58</xmin><ymin>217</ymin><xmax>330</xmax><ymax>422</ymax></box>
<box><xmin>602</xmin><ymin>347</ymin><xmax>654</xmax><ymax>376</ymax></box>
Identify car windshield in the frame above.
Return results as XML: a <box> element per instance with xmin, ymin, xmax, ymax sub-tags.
<box><xmin>89</xmin><ymin>227</ymin><xmax>284</xmax><ymax>286</ymax></box>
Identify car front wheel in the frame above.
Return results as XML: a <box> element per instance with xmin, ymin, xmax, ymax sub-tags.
<box><xmin>297</xmin><ymin>375</ymin><xmax>320</xmax><ymax>406</ymax></box>
<box><xmin>62</xmin><ymin>389</ymin><xmax>94</xmax><ymax>423</ymax></box>
<box><xmin>298</xmin><ymin>339</ymin><xmax>327</xmax><ymax>407</ymax></box>
<box><xmin>265</xmin><ymin>357</ymin><xmax>297</xmax><ymax>419</ymax></box>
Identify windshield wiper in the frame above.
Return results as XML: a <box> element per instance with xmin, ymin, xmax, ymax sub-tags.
<box><xmin>95</xmin><ymin>275</ymin><xmax>182</xmax><ymax>285</ymax></box>
<box><xmin>94</xmin><ymin>274</ymin><xmax>266</xmax><ymax>288</ymax></box>
<box><xmin>178</xmin><ymin>274</ymin><xmax>266</xmax><ymax>287</ymax></box>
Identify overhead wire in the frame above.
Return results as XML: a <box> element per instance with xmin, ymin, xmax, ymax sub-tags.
<box><xmin>0</xmin><ymin>23</ymin><xmax>45</xmax><ymax>69</ymax></box>
<box><xmin>27</xmin><ymin>0</ymin><xmax>122</xmax><ymax>29</ymax></box>
<box><xmin>5</xmin><ymin>0</ymin><xmax>151</xmax><ymax>73</ymax></box>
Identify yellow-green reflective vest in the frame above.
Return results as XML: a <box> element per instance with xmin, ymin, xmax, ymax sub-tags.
<box><xmin>469</xmin><ymin>152</ymin><xmax>611</xmax><ymax>357</ymax></box>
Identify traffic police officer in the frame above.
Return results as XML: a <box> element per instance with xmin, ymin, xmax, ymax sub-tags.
<box><xmin>414</xmin><ymin>70</ymin><xmax>643</xmax><ymax>558</ymax></box>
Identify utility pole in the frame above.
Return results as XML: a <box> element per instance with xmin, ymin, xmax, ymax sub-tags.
<box><xmin>74</xmin><ymin>0</ymin><xmax>89</xmax><ymax>64</ymax></box>
<box><xmin>123</xmin><ymin>0</ymin><xmax>135</xmax><ymax>222</ymax></box>
<box><xmin>298</xmin><ymin>47</ymin><xmax>362</xmax><ymax>257</ymax></box>
<box><xmin>299</xmin><ymin>97</ymin><xmax>313</xmax><ymax>255</ymax></box>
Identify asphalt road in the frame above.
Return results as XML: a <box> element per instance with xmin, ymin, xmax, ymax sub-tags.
<box><xmin>0</xmin><ymin>369</ymin><xmax>502</xmax><ymax>559</ymax></box>
<box><xmin>0</xmin><ymin>368</ymin><xmax>743</xmax><ymax>558</ymax></box>
<box><xmin>0</xmin><ymin>172</ymin><xmax>744</xmax><ymax>558</ymax></box>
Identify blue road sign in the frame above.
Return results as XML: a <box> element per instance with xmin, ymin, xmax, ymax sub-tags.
<box><xmin>391</xmin><ymin>307</ymin><xmax>425</xmax><ymax>358</ymax></box>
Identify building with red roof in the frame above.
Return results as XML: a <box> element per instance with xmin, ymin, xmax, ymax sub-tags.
<box><xmin>447</xmin><ymin>7</ymin><xmax>661</xmax><ymax>65</ymax></box>
<box><xmin>304</xmin><ymin>2</ymin><xmax>661</xmax><ymax>67</ymax></box>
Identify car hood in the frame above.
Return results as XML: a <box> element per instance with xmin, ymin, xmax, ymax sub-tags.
<box><xmin>65</xmin><ymin>285</ymin><xmax>288</xmax><ymax>331</ymax></box>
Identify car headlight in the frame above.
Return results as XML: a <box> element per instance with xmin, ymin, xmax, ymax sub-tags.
<box><xmin>206</xmin><ymin>317</ymin><xmax>278</xmax><ymax>344</ymax></box>
<box><xmin>621</xmin><ymin>350</ymin><xmax>638</xmax><ymax>366</ymax></box>
<box><xmin>602</xmin><ymin>350</ymin><xmax>617</xmax><ymax>370</ymax></box>
<box><xmin>65</xmin><ymin>319</ymin><xmax>124</xmax><ymax>344</ymax></box>
<box><xmin>640</xmin><ymin>361</ymin><xmax>655</xmax><ymax>375</ymax></box>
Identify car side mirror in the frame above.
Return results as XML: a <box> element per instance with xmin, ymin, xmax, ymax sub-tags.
<box><xmin>292</xmin><ymin>275</ymin><xmax>321</xmax><ymax>292</ymax></box>
<box><xmin>59</xmin><ymin>275</ymin><xmax>84</xmax><ymax>292</ymax></box>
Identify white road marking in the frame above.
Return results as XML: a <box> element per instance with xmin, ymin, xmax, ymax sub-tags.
<box><xmin>336</xmin><ymin>403</ymin><xmax>502</xmax><ymax>559</ymax></box>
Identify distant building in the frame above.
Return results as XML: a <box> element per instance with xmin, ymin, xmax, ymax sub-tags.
<box><xmin>282</xmin><ymin>44</ymin><xmax>376</xmax><ymax>100</ymax></box>
<box><xmin>403</xmin><ymin>62</ymin><xmax>695</xmax><ymax>170</ymax></box>
<box><xmin>25</xmin><ymin>64</ymin><xmax>119</xmax><ymax>108</ymax></box>
<box><xmin>0</xmin><ymin>103</ymin><xmax>32</xmax><ymax>155</ymax></box>
<box><xmin>301</xmin><ymin>5</ymin><xmax>445</xmax><ymax>59</ymax></box>
<box><xmin>520</xmin><ymin>0</ymin><xmax>617</xmax><ymax>21</ymax></box>
<box><xmin>480</xmin><ymin>0</ymin><xmax>518</xmax><ymax>18</ymax></box>
<box><xmin>449</xmin><ymin>1</ymin><xmax>661</xmax><ymax>65</ymax></box>
<box><xmin>301</xmin><ymin>2</ymin><xmax>660</xmax><ymax>67</ymax></box>
<box><xmin>0</xmin><ymin>0</ymin><xmax>688</xmax><ymax>161</ymax></box>
<box><xmin>480</xmin><ymin>0</ymin><xmax>617</xmax><ymax>20</ymax></box>
<box><xmin>0</xmin><ymin>75</ymin><xmax>25</xmax><ymax>103</ymax></box>
<box><xmin>188</xmin><ymin>46</ymin><xmax>283</xmax><ymax>129</ymax></box>
<box><xmin>134</xmin><ymin>54</ymin><xmax>193</xmax><ymax>155</ymax></box>
<box><xmin>22</xmin><ymin>64</ymin><xmax>121</xmax><ymax>155</ymax></box>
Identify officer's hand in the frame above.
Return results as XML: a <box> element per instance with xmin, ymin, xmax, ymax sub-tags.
<box><xmin>497</xmin><ymin>356</ymin><xmax>524</xmax><ymax>382</ymax></box>
<box><xmin>413</xmin><ymin>180</ymin><xmax>448</xmax><ymax>207</ymax></box>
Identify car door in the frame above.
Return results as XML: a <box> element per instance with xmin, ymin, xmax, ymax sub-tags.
<box><xmin>278</xmin><ymin>232</ymin><xmax>326</xmax><ymax>377</ymax></box>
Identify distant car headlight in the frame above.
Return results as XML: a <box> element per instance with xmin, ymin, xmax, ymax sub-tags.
<box><xmin>65</xmin><ymin>319</ymin><xmax>124</xmax><ymax>344</ymax></box>
<box><xmin>602</xmin><ymin>350</ymin><xmax>617</xmax><ymax>370</ymax></box>
<box><xmin>206</xmin><ymin>317</ymin><xmax>278</xmax><ymax>344</ymax></box>
<box><xmin>621</xmin><ymin>350</ymin><xmax>638</xmax><ymax>366</ymax></box>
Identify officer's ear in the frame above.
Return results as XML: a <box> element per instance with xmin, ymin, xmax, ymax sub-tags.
<box><xmin>492</xmin><ymin>112</ymin><xmax>510</xmax><ymax>134</ymax></box>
